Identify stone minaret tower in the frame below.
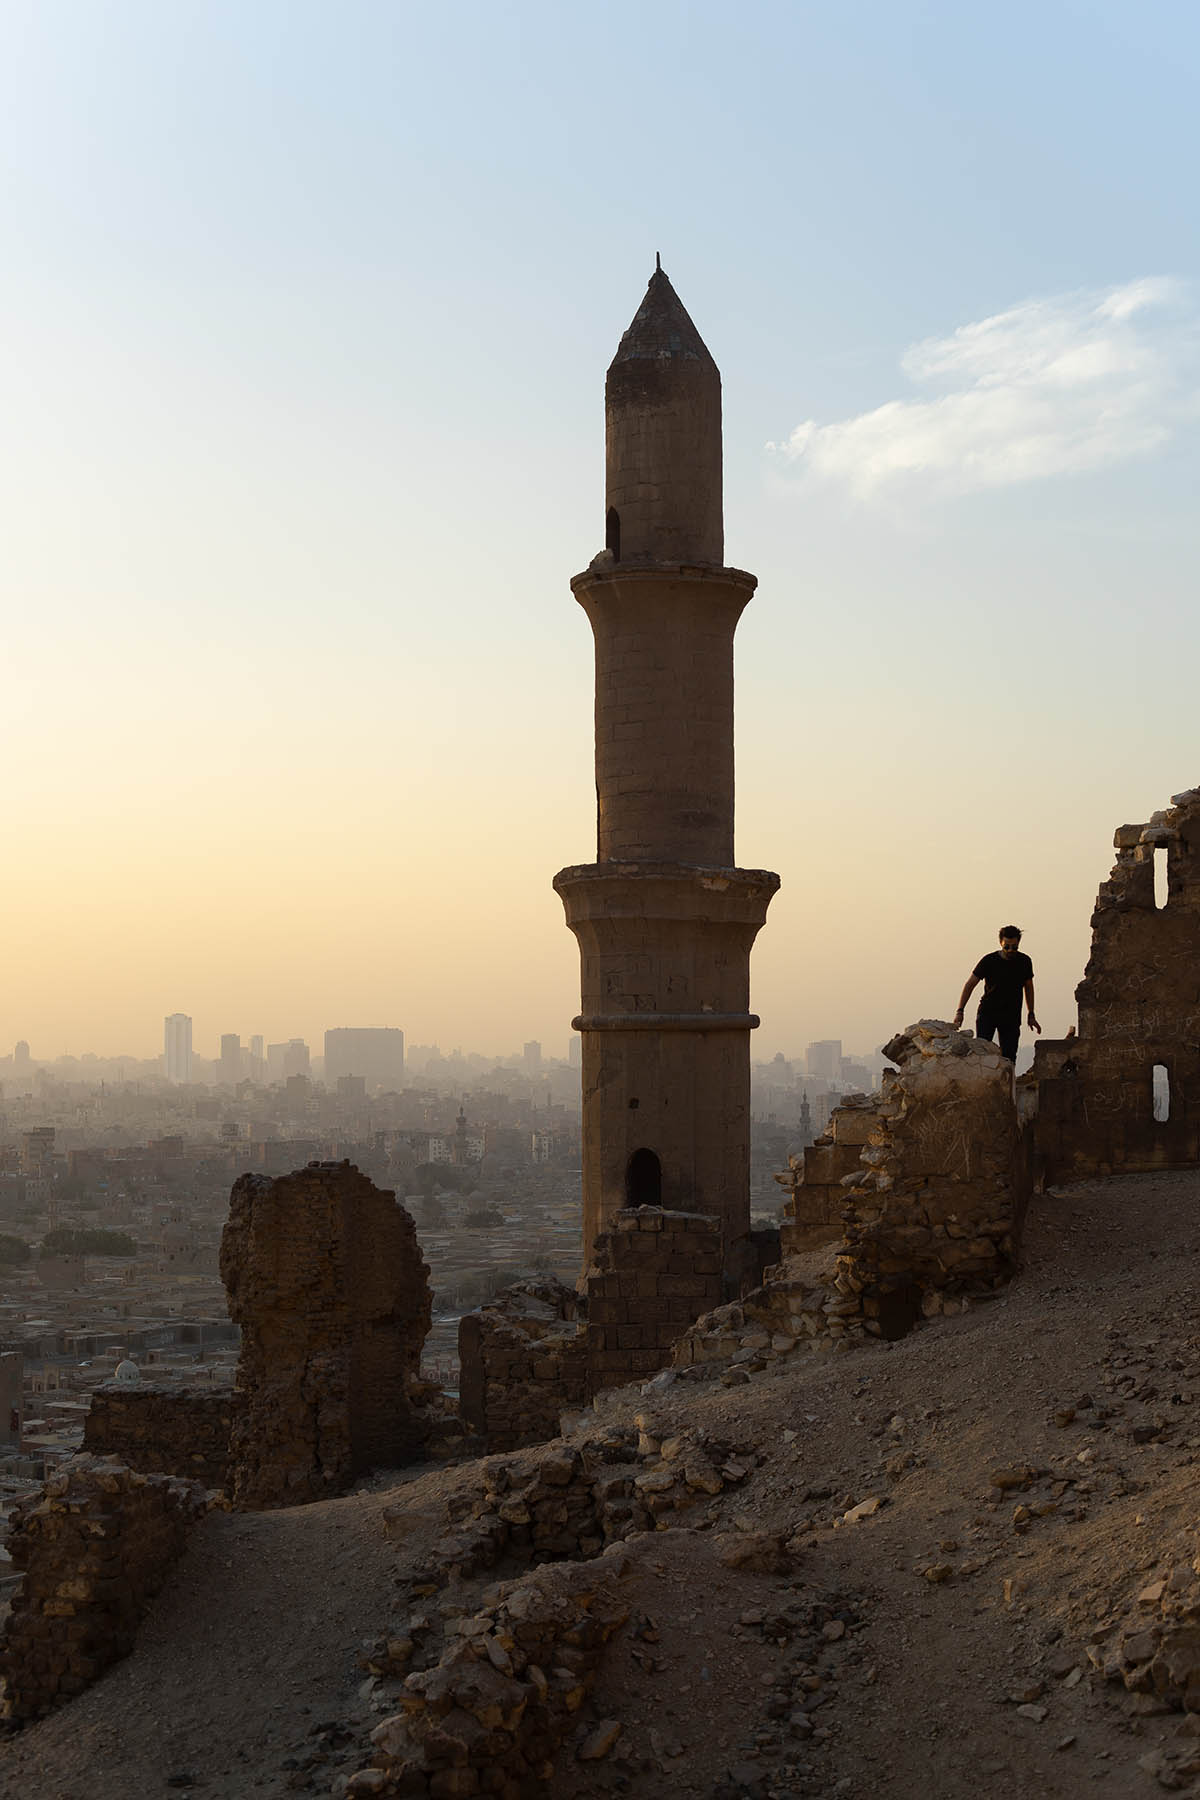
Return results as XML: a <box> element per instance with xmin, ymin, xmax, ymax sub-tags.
<box><xmin>554</xmin><ymin>262</ymin><xmax>779</xmax><ymax>1279</ymax></box>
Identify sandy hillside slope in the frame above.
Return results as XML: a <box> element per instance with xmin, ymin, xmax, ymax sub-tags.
<box><xmin>1</xmin><ymin>1169</ymin><xmax>1198</xmax><ymax>1800</ymax></box>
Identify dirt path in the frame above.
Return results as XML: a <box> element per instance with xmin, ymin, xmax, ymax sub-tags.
<box><xmin>2</xmin><ymin>1169</ymin><xmax>1198</xmax><ymax>1800</ymax></box>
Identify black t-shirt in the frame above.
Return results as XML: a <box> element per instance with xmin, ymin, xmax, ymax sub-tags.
<box><xmin>973</xmin><ymin>949</ymin><xmax>1034</xmax><ymax>1020</ymax></box>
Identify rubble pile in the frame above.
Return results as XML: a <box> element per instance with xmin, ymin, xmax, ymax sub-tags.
<box><xmin>220</xmin><ymin>1161</ymin><xmax>434</xmax><ymax>1508</ymax></box>
<box><xmin>0</xmin><ymin>1454</ymin><xmax>213</xmax><ymax>1721</ymax></box>
<box><xmin>392</xmin><ymin>1423</ymin><xmax>757</xmax><ymax>1594</ymax></box>
<box><xmin>343</xmin><ymin>1556</ymin><xmax>631</xmax><ymax>1798</ymax></box>
<box><xmin>458</xmin><ymin>1281</ymin><xmax>587</xmax><ymax>1454</ymax></box>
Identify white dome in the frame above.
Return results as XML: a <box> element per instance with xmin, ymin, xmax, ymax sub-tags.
<box><xmin>113</xmin><ymin>1359</ymin><xmax>141</xmax><ymax>1384</ymax></box>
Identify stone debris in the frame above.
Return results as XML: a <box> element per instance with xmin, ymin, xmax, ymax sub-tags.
<box><xmin>0</xmin><ymin>1454</ymin><xmax>215</xmax><ymax>1721</ymax></box>
<box><xmin>340</xmin><ymin>1557</ymin><xmax>630</xmax><ymax>1797</ymax></box>
<box><xmin>397</xmin><ymin>1421</ymin><xmax>759</xmax><ymax>1592</ymax></box>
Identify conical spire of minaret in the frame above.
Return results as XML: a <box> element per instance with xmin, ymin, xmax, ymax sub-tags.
<box><xmin>610</xmin><ymin>261</ymin><xmax>717</xmax><ymax>371</ymax></box>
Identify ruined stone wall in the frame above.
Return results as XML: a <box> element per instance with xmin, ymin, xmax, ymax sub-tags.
<box><xmin>458</xmin><ymin>1212</ymin><xmax>724</xmax><ymax>1451</ymax></box>
<box><xmin>835</xmin><ymin>1022</ymin><xmax>1028</xmax><ymax>1331</ymax></box>
<box><xmin>0</xmin><ymin>1455</ymin><xmax>211</xmax><ymax>1721</ymax></box>
<box><xmin>457</xmin><ymin>1281</ymin><xmax>588</xmax><ymax>1455</ymax></box>
<box><xmin>681</xmin><ymin>1021</ymin><xmax>1029</xmax><ymax>1364</ymax></box>
<box><xmin>776</xmin><ymin>1096</ymin><xmax>879</xmax><ymax>1253</ymax></box>
<box><xmin>220</xmin><ymin>1161</ymin><xmax>432</xmax><ymax>1509</ymax></box>
<box><xmin>585</xmin><ymin>1206</ymin><xmax>723</xmax><ymax>1386</ymax></box>
<box><xmin>83</xmin><ymin>1383</ymin><xmax>238</xmax><ymax>1491</ymax></box>
<box><xmin>1032</xmin><ymin>786</ymin><xmax>1200</xmax><ymax>1181</ymax></box>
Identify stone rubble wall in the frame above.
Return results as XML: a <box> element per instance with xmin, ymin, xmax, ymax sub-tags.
<box><xmin>1030</xmin><ymin>785</ymin><xmax>1200</xmax><ymax>1181</ymax></box>
<box><xmin>834</xmin><ymin>1021</ymin><xmax>1029</xmax><ymax>1328</ymax></box>
<box><xmin>82</xmin><ymin>1383</ymin><xmax>239</xmax><ymax>1492</ymax></box>
<box><xmin>0</xmin><ymin>1454</ymin><xmax>213</xmax><ymax>1722</ymax></box>
<box><xmin>344</xmin><ymin>1556</ymin><xmax>632</xmax><ymax>1799</ymax></box>
<box><xmin>220</xmin><ymin>1161</ymin><xmax>433</xmax><ymax>1509</ymax></box>
<box><xmin>775</xmin><ymin>1095</ymin><xmax>878</xmax><ymax>1253</ymax></box>
<box><xmin>682</xmin><ymin>1021</ymin><xmax>1029</xmax><ymax>1368</ymax></box>
<box><xmin>457</xmin><ymin>1282</ymin><xmax>588</xmax><ymax>1456</ymax></box>
<box><xmin>585</xmin><ymin>1207</ymin><xmax>723</xmax><ymax>1386</ymax></box>
<box><xmin>457</xmin><ymin>1212</ymin><xmax>725</xmax><ymax>1452</ymax></box>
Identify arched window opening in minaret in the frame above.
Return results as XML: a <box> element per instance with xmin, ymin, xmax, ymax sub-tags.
<box><xmin>625</xmin><ymin>1148</ymin><xmax>661</xmax><ymax>1206</ymax></box>
<box><xmin>606</xmin><ymin>507</ymin><xmax>621</xmax><ymax>561</ymax></box>
<box><xmin>1153</xmin><ymin>1064</ymin><xmax>1170</xmax><ymax>1122</ymax></box>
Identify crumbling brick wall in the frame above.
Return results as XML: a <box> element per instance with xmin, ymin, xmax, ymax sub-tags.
<box><xmin>458</xmin><ymin>1212</ymin><xmax>724</xmax><ymax>1451</ymax></box>
<box><xmin>220</xmin><ymin>1161</ymin><xmax>432</xmax><ymax>1509</ymax></box>
<box><xmin>835</xmin><ymin>1021</ymin><xmax>1029</xmax><ymax>1332</ymax></box>
<box><xmin>1031</xmin><ymin>786</ymin><xmax>1200</xmax><ymax>1181</ymax></box>
<box><xmin>83</xmin><ymin>1384</ymin><xmax>238</xmax><ymax>1491</ymax></box>
<box><xmin>0</xmin><ymin>1454</ymin><xmax>211</xmax><ymax>1721</ymax></box>
<box><xmin>776</xmin><ymin>1095</ymin><xmax>879</xmax><ymax>1253</ymax></box>
<box><xmin>457</xmin><ymin>1281</ymin><xmax>588</xmax><ymax>1455</ymax></box>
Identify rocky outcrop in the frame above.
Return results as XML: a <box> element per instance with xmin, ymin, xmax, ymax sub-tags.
<box><xmin>220</xmin><ymin>1161</ymin><xmax>433</xmax><ymax>1509</ymax></box>
<box><xmin>0</xmin><ymin>1455</ymin><xmax>213</xmax><ymax>1722</ymax></box>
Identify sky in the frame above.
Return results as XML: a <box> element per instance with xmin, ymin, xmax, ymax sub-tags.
<box><xmin>2</xmin><ymin>0</ymin><xmax>1199</xmax><ymax>1064</ymax></box>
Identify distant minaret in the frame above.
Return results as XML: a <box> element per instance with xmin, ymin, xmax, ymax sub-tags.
<box><xmin>554</xmin><ymin>262</ymin><xmax>779</xmax><ymax>1278</ymax></box>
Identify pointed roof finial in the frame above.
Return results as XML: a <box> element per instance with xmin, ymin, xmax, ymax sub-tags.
<box><xmin>656</xmin><ymin>251</ymin><xmax>662</xmax><ymax>273</ymax></box>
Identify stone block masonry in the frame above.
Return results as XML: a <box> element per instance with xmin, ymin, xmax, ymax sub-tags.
<box><xmin>83</xmin><ymin>1382</ymin><xmax>239</xmax><ymax>1492</ymax></box>
<box><xmin>220</xmin><ymin>1161</ymin><xmax>433</xmax><ymax>1509</ymax></box>
<box><xmin>585</xmin><ymin>1207</ymin><xmax>723</xmax><ymax>1383</ymax></box>
<box><xmin>0</xmin><ymin>1454</ymin><xmax>212</xmax><ymax>1722</ymax></box>
<box><xmin>458</xmin><ymin>1210</ymin><xmax>725</xmax><ymax>1451</ymax></box>
<box><xmin>776</xmin><ymin>1094</ymin><xmax>880</xmax><ymax>1253</ymax></box>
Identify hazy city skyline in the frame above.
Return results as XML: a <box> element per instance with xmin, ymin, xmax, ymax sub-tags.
<box><xmin>4</xmin><ymin>4</ymin><xmax>1198</xmax><ymax>1064</ymax></box>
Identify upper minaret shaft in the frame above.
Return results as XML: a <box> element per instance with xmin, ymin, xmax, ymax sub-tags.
<box><xmin>604</xmin><ymin>266</ymin><xmax>723</xmax><ymax>567</ymax></box>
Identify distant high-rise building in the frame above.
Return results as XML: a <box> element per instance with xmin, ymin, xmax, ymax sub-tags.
<box><xmin>523</xmin><ymin>1039</ymin><xmax>542</xmax><ymax>1076</ymax></box>
<box><xmin>266</xmin><ymin>1039</ymin><xmax>310</xmax><ymax>1082</ymax></box>
<box><xmin>805</xmin><ymin>1040</ymin><xmax>841</xmax><ymax>1082</ymax></box>
<box><xmin>20</xmin><ymin>1127</ymin><xmax>55</xmax><ymax>1175</ymax></box>
<box><xmin>164</xmin><ymin>1013</ymin><xmax>193</xmax><ymax>1085</ymax></box>
<box><xmin>323</xmin><ymin>1028</ymin><xmax>405</xmax><ymax>1093</ymax></box>
<box><xmin>220</xmin><ymin>1034</ymin><xmax>242</xmax><ymax>1085</ymax></box>
<box><xmin>568</xmin><ymin>1036</ymin><xmax>582</xmax><ymax>1069</ymax></box>
<box><xmin>249</xmin><ymin>1034</ymin><xmax>265</xmax><ymax>1083</ymax></box>
<box><xmin>13</xmin><ymin>1041</ymin><xmax>30</xmax><ymax>1074</ymax></box>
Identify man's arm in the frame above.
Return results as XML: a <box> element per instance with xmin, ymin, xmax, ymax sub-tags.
<box><xmin>1024</xmin><ymin>978</ymin><xmax>1041</xmax><ymax>1034</ymax></box>
<box><xmin>952</xmin><ymin>973</ymin><xmax>981</xmax><ymax>1028</ymax></box>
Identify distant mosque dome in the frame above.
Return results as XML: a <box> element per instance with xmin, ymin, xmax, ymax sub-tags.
<box><xmin>113</xmin><ymin>1359</ymin><xmax>141</xmax><ymax>1384</ymax></box>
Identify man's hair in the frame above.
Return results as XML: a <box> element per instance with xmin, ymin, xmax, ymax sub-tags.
<box><xmin>998</xmin><ymin>925</ymin><xmax>1022</xmax><ymax>940</ymax></box>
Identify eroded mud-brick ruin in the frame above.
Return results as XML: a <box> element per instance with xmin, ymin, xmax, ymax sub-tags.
<box><xmin>1029</xmin><ymin>786</ymin><xmax>1200</xmax><ymax>1180</ymax></box>
<box><xmin>221</xmin><ymin>1161</ymin><xmax>435</xmax><ymax>1508</ymax></box>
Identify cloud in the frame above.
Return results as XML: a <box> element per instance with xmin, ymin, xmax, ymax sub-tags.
<box><xmin>771</xmin><ymin>279</ymin><xmax>1197</xmax><ymax>499</ymax></box>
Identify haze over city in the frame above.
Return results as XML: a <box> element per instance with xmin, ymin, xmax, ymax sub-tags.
<box><xmin>4</xmin><ymin>1</ymin><xmax>1198</xmax><ymax>1062</ymax></box>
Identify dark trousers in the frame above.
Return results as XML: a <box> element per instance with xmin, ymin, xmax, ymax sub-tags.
<box><xmin>976</xmin><ymin>1011</ymin><xmax>1020</xmax><ymax>1061</ymax></box>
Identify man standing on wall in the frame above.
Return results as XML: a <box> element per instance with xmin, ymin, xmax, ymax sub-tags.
<box><xmin>953</xmin><ymin>926</ymin><xmax>1041</xmax><ymax>1063</ymax></box>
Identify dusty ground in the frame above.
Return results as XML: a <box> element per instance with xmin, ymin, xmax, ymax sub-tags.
<box><xmin>2</xmin><ymin>1168</ymin><xmax>1199</xmax><ymax>1800</ymax></box>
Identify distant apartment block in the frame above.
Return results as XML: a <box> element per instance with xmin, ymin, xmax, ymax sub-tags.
<box><xmin>267</xmin><ymin>1039</ymin><xmax>310</xmax><ymax>1082</ymax></box>
<box><xmin>164</xmin><ymin>1013</ymin><xmax>193</xmax><ymax>1085</ymax></box>
<box><xmin>220</xmin><ymin>1034</ymin><xmax>242</xmax><ymax>1085</ymax></box>
<box><xmin>323</xmin><ymin>1027</ymin><xmax>405</xmax><ymax>1093</ymax></box>
<box><xmin>805</xmin><ymin>1039</ymin><xmax>842</xmax><ymax>1082</ymax></box>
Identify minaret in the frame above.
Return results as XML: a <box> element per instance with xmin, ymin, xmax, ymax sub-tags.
<box><xmin>554</xmin><ymin>262</ymin><xmax>779</xmax><ymax>1280</ymax></box>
